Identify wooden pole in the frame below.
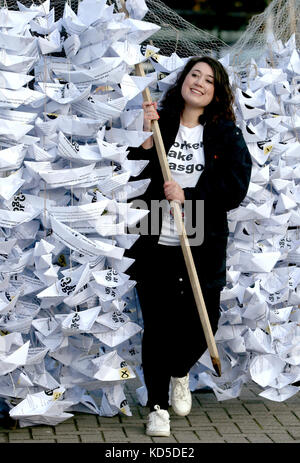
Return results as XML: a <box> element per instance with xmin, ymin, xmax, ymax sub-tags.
<box><xmin>119</xmin><ymin>1</ymin><xmax>221</xmax><ymax>376</ymax></box>
<box><xmin>288</xmin><ymin>0</ymin><xmax>297</xmax><ymax>36</ymax></box>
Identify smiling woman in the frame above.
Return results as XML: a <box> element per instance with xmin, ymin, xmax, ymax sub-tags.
<box><xmin>180</xmin><ymin>62</ymin><xmax>215</xmax><ymax>118</ymax></box>
<box><xmin>128</xmin><ymin>55</ymin><xmax>252</xmax><ymax>438</ymax></box>
<box><xmin>159</xmin><ymin>56</ymin><xmax>236</xmax><ymax>126</ymax></box>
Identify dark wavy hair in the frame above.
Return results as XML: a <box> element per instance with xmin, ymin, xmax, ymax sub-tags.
<box><xmin>160</xmin><ymin>56</ymin><xmax>235</xmax><ymax>124</ymax></box>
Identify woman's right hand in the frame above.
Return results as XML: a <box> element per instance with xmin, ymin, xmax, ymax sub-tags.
<box><xmin>143</xmin><ymin>101</ymin><xmax>159</xmax><ymax>132</ymax></box>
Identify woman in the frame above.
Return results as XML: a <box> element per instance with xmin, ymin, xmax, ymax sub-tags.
<box><xmin>128</xmin><ymin>56</ymin><xmax>252</xmax><ymax>437</ymax></box>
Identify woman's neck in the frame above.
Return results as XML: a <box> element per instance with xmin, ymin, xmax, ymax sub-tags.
<box><xmin>180</xmin><ymin>107</ymin><xmax>204</xmax><ymax>128</ymax></box>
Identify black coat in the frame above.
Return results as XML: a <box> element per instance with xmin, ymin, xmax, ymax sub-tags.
<box><xmin>127</xmin><ymin>109</ymin><xmax>252</xmax><ymax>289</ymax></box>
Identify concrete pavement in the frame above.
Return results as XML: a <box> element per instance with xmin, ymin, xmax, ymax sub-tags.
<box><xmin>1</xmin><ymin>379</ymin><xmax>300</xmax><ymax>444</ymax></box>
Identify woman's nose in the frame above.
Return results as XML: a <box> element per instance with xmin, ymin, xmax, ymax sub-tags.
<box><xmin>194</xmin><ymin>77</ymin><xmax>204</xmax><ymax>86</ymax></box>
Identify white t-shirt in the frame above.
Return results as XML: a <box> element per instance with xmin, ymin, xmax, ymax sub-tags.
<box><xmin>158</xmin><ymin>123</ymin><xmax>205</xmax><ymax>246</ymax></box>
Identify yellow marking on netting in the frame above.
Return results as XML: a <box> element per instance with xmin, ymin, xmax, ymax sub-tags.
<box><xmin>119</xmin><ymin>367</ymin><xmax>131</xmax><ymax>379</ymax></box>
<box><xmin>95</xmin><ymin>85</ymin><xmax>113</xmax><ymax>93</ymax></box>
<box><xmin>53</xmin><ymin>391</ymin><xmax>62</xmax><ymax>400</ymax></box>
<box><xmin>145</xmin><ymin>49</ymin><xmax>160</xmax><ymax>61</ymax></box>
<box><xmin>264</xmin><ymin>145</ymin><xmax>273</xmax><ymax>155</ymax></box>
<box><xmin>57</xmin><ymin>254</ymin><xmax>67</xmax><ymax>267</ymax></box>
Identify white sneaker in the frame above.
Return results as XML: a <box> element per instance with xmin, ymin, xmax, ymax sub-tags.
<box><xmin>171</xmin><ymin>374</ymin><xmax>192</xmax><ymax>416</ymax></box>
<box><xmin>146</xmin><ymin>405</ymin><xmax>170</xmax><ymax>437</ymax></box>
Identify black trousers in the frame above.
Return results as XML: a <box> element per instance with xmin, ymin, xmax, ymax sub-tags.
<box><xmin>135</xmin><ymin>243</ymin><xmax>221</xmax><ymax>411</ymax></box>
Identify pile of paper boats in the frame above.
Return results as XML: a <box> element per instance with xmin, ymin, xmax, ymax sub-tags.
<box><xmin>188</xmin><ymin>33</ymin><xmax>300</xmax><ymax>402</ymax></box>
<box><xmin>0</xmin><ymin>0</ymin><xmax>160</xmax><ymax>426</ymax></box>
<box><xmin>0</xmin><ymin>0</ymin><xmax>300</xmax><ymax>427</ymax></box>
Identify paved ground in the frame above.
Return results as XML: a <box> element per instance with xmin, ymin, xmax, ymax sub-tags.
<box><xmin>1</xmin><ymin>379</ymin><xmax>300</xmax><ymax>445</ymax></box>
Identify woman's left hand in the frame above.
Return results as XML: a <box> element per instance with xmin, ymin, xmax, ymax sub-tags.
<box><xmin>164</xmin><ymin>180</ymin><xmax>185</xmax><ymax>204</ymax></box>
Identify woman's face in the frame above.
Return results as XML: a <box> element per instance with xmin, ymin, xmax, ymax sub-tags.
<box><xmin>181</xmin><ymin>61</ymin><xmax>215</xmax><ymax>112</ymax></box>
